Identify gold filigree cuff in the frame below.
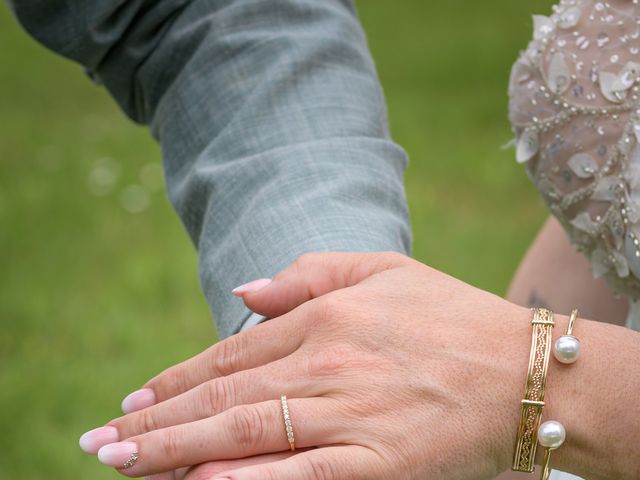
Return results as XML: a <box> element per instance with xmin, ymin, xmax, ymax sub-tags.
<box><xmin>512</xmin><ymin>308</ymin><xmax>555</xmax><ymax>473</ymax></box>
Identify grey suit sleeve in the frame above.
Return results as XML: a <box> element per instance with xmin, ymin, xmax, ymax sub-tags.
<box><xmin>8</xmin><ymin>0</ymin><xmax>412</xmax><ymax>338</ymax></box>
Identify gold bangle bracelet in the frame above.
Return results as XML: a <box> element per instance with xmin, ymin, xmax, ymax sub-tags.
<box><xmin>512</xmin><ymin>308</ymin><xmax>555</xmax><ymax>473</ymax></box>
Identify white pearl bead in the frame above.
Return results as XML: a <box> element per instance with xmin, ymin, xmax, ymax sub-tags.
<box><xmin>538</xmin><ymin>420</ymin><xmax>566</xmax><ymax>449</ymax></box>
<box><xmin>553</xmin><ymin>335</ymin><xmax>581</xmax><ymax>364</ymax></box>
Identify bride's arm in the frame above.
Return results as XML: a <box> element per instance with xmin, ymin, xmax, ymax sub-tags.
<box><xmin>496</xmin><ymin>217</ymin><xmax>628</xmax><ymax>480</ymax></box>
<box><xmin>507</xmin><ymin>216</ymin><xmax>628</xmax><ymax>326</ymax></box>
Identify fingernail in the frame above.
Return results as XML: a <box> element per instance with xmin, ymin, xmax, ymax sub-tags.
<box><xmin>232</xmin><ymin>278</ymin><xmax>272</xmax><ymax>296</ymax></box>
<box><xmin>121</xmin><ymin>388</ymin><xmax>156</xmax><ymax>414</ymax></box>
<box><xmin>79</xmin><ymin>426</ymin><xmax>119</xmax><ymax>454</ymax></box>
<box><xmin>97</xmin><ymin>441</ymin><xmax>139</xmax><ymax>469</ymax></box>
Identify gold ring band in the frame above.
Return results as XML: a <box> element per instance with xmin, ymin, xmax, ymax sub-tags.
<box><xmin>280</xmin><ymin>394</ymin><xmax>295</xmax><ymax>451</ymax></box>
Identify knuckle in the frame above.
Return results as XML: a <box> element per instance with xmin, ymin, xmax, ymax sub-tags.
<box><xmin>210</xmin><ymin>335</ymin><xmax>244</xmax><ymax>377</ymax></box>
<box><xmin>304</xmin><ymin>452</ymin><xmax>339</xmax><ymax>480</ymax></box>
<box><xmin>306</xmin><ymin>346</ymin><xmax>357</xmax><ymax>377</ymax></box>
<box><xmin>226</xmin><ymin>405</ymin><xmax>266</xmax><ymax>451</ymax></box>
<box><xmin>201</xmin><ymin>376</ymin><xmax>235</xmax><ymax>415</ymax></box>
<box><xmin>309</xmin><ymin>293</ymin><xmax>361</xmax><ymax>332</ymax></box>
<box><xmin>315</xmin><ymin>294</ymin><xmax>348</xmax><ymax>323</ymax></box>
<box><xmin>136</xmin><ymin>408</ymin><xmax>158</xmax><ymax>433</ymax></box>
<box><xmin>159</xmin><ymin>427</ymin><xmax>182</xmax><ymax>461</ymax></box>
<box><xmin>162</xmin><ymin>365</ymin><xmax>190</xmax><ymax>396</ymax></box>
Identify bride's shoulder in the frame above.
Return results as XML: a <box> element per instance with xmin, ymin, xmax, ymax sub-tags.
<box><xmin>508</xmin><ymin>0</ymin><xmax>640</xmax><ymax>301</ymax></box>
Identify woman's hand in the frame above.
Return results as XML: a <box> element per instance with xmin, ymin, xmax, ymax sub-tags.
<box><xmin>80</xmin><ymin>252</ymin><xmax>535</xmax><ymax>479</ymax></box>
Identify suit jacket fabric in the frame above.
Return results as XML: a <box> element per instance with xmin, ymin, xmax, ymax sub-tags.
<box><xmin>8</xmin><ymin>0</ymin><xmax>412</xmax><ymax>338</ymax></box>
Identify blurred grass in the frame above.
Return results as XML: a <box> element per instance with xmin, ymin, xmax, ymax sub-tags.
<box><xmin>0</xmin><ymin>1</ymin><xmax>552</xmax><ymax>478</ymax></box>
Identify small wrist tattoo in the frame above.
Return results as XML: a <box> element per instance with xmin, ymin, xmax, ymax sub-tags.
<box><xmin>527</xmin><ymin>289</ymin><xmax>549</xmax><ymax>309</ymax></box>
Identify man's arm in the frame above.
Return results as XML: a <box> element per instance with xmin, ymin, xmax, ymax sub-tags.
<box><xmin>8</xmin><ymin>0</ymin><xmax>411</xmax><ymax>338</ymax></box>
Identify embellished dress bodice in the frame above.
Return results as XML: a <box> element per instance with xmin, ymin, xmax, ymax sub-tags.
<box><xmin>509</xmin><ymin>0</ymin><xmax>640</xmax><ymax>330</ymax></box>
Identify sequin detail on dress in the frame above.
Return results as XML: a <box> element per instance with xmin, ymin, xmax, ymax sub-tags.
<box><xmin>509</xmin><ymin>0</ymin><xmax>640</xmax><ymax>302</ymax></box>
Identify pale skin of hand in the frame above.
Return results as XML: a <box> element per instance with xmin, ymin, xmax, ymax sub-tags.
<box><xmin>178</xmin><ymin>217</ymin><xmax>634</xmax><ymax>480</ymax></box>
<box><xmin>182</xmin><ymin>234</ymin><xmax>639</xmax><ymax>480</ymax></box>
<box><xmin>81</xmin><ymin>252</ymin><xmax>639</xmax><ymax>480</ymax></box>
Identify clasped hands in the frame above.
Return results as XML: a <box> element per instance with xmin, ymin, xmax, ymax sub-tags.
<box><xmin>80</xmin><ymin>252</ymin><xmax>534</xmax><ymax>480</ymax></box>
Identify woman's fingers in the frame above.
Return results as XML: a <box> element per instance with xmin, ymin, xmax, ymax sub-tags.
<box><xmin>135</xmin><ymin>317</ymin><xmax>304</xmax><ymax>408</ymax></box>
<box><xmin>179</xmin><ymin>451</ymin><xmax>301</xmax><ymax>480</ymax></box>
<box><xmin>234</xmin><ymin>252</ymin><xmax>414</xmax><ymax>318</ymax></box>
<box><xmin>144</xmin><ymin>473</ymin><xmax>175</xmax><ymax>480</ymax></box>
<box><xmin>117</xmin><ymin>252</ymin><xmax>413</xmax><ymax>416</ymax></box>
<box><xmin>208</xmin><ymin>445</ymin><xmax>381</xmax><ymax>480</ymax></box>
<box><xmin>98</xmin><ymin>398</ymin><xmax>343</xmax><ymax>477</ymax></box>
<box><xmin>106</xmin><ymin>354</ymin><xmax>322</xmax><ymax>444</ymax></box>
<box><xmin>82</xmin><ymin>321</ymin><xmax>306</xmax><ymax>455</ymax></box>
<box><xmin>145</xmin><ymin>469</ymin><xmax>188</xmax><ymax>480</ymax></box>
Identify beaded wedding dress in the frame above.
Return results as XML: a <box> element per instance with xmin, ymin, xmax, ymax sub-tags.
<box><xmin>508</xmin><ymin>1</ymin><xmax>640</xmax><ymax>478</ymax></box>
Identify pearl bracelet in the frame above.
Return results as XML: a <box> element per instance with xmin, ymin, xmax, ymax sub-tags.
<box><xmin>553</xmin><ymin>308</ymin><xmax>581</xmax><ymax>365</ymax></box>
<box><xmin>538</xmin><ymin>309</ymin><xmax>581</xmax><ymax>480</ymax></box>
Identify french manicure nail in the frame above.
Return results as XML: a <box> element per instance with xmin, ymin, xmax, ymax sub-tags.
<box><xmin>97</xmin><ymin>441</ymin><xmax>139</xmax><ymax>469</ymax></box>
<box><xmin>79</xmin><ymin>426</ymin><xmax>119</xmax><ymax>454</ymax></box>
<box><xmin>121</xmin><ymin>388</ymin><xmax>156</xmax><ymax>414</ymax></box>
<box><xmin>232</xmin><ymin>278</ymin><xmax>272</xmax><ymax>296</ymax></box>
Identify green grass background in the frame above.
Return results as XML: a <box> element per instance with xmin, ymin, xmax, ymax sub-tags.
<box><xmin>0</xmin><ymin>1</ymin><xmax>553</xmax><ymax>478</ymax></box>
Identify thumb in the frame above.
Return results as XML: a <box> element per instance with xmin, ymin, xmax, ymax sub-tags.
<box><xmin>231</xmin><ymin>251</ymin><xmax>414</xmax><ymax>318</ymax></box>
